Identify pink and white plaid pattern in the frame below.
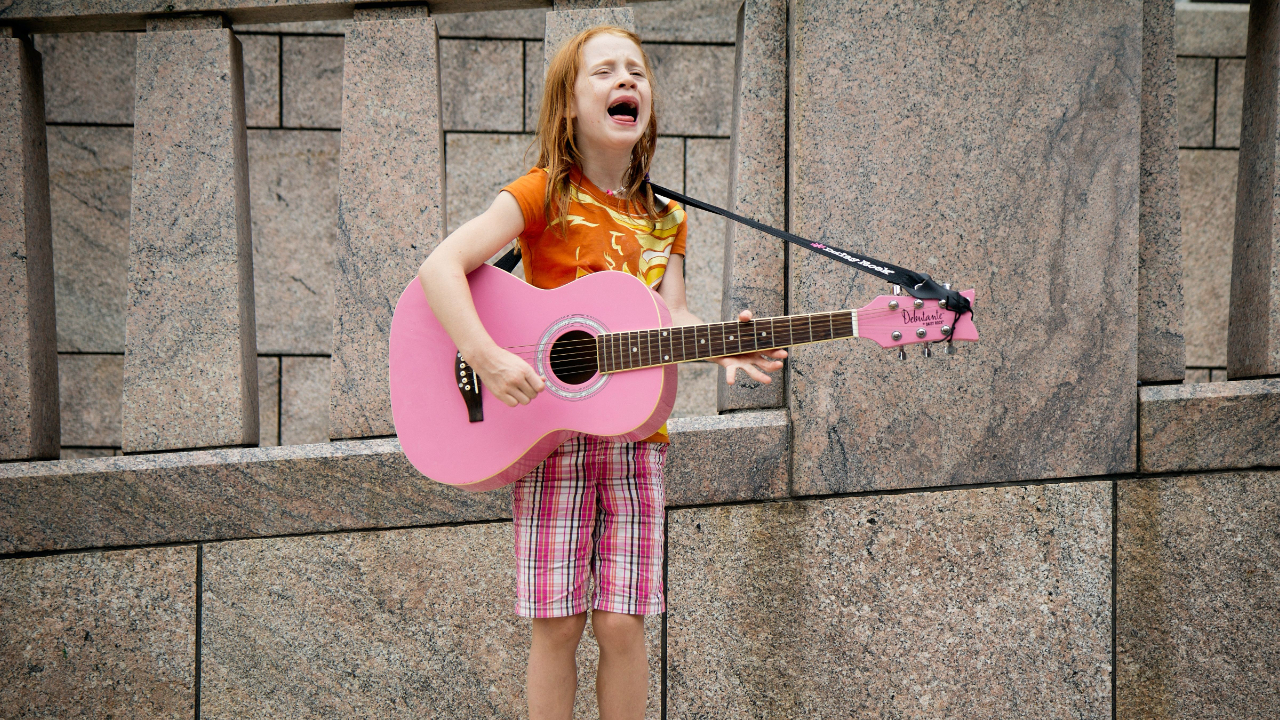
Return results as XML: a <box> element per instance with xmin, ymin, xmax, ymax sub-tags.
<box><xmin>512</xmin><ymin>436</ymin><xmax>667</xmax><ymax>618</ymax></box>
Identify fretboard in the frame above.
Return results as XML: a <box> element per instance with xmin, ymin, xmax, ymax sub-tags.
<box><xmin>596</xmin><ymin>310</ymin><xmax>856</xmax><ymax>373</ymax></box>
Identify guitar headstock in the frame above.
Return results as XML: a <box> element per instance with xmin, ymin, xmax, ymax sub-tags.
<box><xmin>857</xmin><ymin>289</ymin><xmax>979</xmax><ymax>349</ymax></box>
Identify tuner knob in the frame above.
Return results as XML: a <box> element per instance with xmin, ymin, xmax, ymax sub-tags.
<box><xmin>891</xmin><ymin>331</ymin><xmax>902</xmax><ymax>341</ymax></box>
<box><xmin>896</xmin><ymin>348</ymin><xmax>906</xmax><ymax>361</ymax></box>
<box><xmin>940</xmin><ymin>325</ymin><xmax>952</xmax><ymax>336</ymax></box>
<box><xmin>888</xmin><ymin>300</ymin><xmax>899</xmax><ymax>310</ymax></box>
<box><xmin>892</xmin><ymin>284</ymin><xmax>902</xmax><ymax>296</ymax></box>
<box><xmin>913</xmin><ymin>299</ymin><xmax>924</xmax><ymax>309</ymax></box>
<box><xmin>944</xmin><ymin>342</ymin><xmax>957</xmax><ymax>356</ymax></box>
<box><xmin>922</xmin><ymin>345</ymin><xmax>933</xmax><ymax>358</ymax></box>
<box><xmin>915</xmin><ymin>328</ymin><xmax>927</xmax><ymax>339</ymax></box>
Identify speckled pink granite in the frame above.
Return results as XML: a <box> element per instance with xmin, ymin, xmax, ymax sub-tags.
<box><xmin>123</xmin><ymin>26</ymin><xmax>258</xmax><ymax>452</ymax></box>
<box><xmin>1138</xmin><ymin>378</ymin><xmax>1280</xmax><ymax>472</ymax></box>
<box><xmin>331</xmin><ymin>13</ymin><xmax>444</xmax><ymax>439</ymax></box>
<box><xmin>544</xmin><ymin>7</ymin><xmax>635</xmax><ymax>70</ymax></box>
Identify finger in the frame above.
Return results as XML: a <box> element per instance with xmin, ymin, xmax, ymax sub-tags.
<box><xmin>743</xmin><ymin>365</ymin><xmax>773</xmax><ymax>384</ymax></box>
<box><xmin>723</xmin><ymin>364</ymin><xmax>738</xmax><ymax>386</ymax></box>
<box><xmin>737</xmin><ymin>309</ymin><xmax>753</xmax><ymax>322</ymax></box>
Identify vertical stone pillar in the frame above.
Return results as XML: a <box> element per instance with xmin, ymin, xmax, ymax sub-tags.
<box><xmin>718</xmin><ymin>0</ymin><xmax>787</xmax><ymax>411</ymax></box>
<box><xmin>1230</xmin><ymin>0</ymin><xmax>1280</xmax><ymax>379</ymax></box>
<box><xmin>331</xmin><ymin>6</ymin><xmax>444</xmax><ymax>439</ymax></box>
<box><xmin>1139</xmin><ymin>0</ymin><xmax>1186</xmax><ymax>383</ymax></box>
<box><xmin>123</xmin><ymin>16</ymin><xmax>258</xmax><ymax>452</ymax></box>
<box><xmin>544</xmin><ymin>5</ymin><xmax>635</xmax><ymax>68</ymax></box>
<box><xmin>0</xmin><ymin>31</ymin><xmax>58</xmax><ymax>460</ymax></box>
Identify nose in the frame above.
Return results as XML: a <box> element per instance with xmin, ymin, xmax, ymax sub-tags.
<box><xmin>615</xmin><ymin>74</ymin><xmax>636</xmax><ymax>89</ymax></box>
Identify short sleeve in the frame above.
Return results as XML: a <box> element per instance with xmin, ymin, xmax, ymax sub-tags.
<box><xmin>502</xmin><ymin>168</ymin><xmax>549</xmax><ymax>236</ymax></box>
<box><xmin>667</xmin><ymin>199</ymin><xmax>687</xmax><ymax>257</ymax></box>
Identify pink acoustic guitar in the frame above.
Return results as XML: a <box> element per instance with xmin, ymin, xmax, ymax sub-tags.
<box><xmin>389</xmin><ymin>264</ymin><xmax>978</xmax><ymax>491</ymax></box>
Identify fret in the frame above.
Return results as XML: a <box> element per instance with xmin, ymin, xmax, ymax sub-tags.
<box><xmin>597</xmin><ymin>334</ymin><xmax>607</xmax><ymax>374</ymax></box>
<box><xmin>659</xmin><ymin>328</ymin><xmax>672</xmax><ymax>364</ymax></box>
<box><xmin>805</xmin><ymin>314</ymin><xmax>814</xmax><ymax>345</ymax></box>
<box><xmin>678</xmin><ymin>325</ymin><xmax>688</xmax><ymax>364</ymax></box>
<box><xmin>827</xmin><ymin>312</ymin><xmax>835</xmax><ymax>341</ymax></box>
<box><xmin>696</xmin><ymin>324</ymin><xmax>709</xmax><ymax>359</ymax></box>
<box><xmin>641</xmin><ymin>329</ymin><xmax>652</xmax><ymax>367</ymax></box>
<box><xmin>627</xmin><ymin>330</ymin><xmax>639</xmax><ymax>370</ymax></box>
<box><xmin>728</xmin><ymin>321</ymin><xmax>743</xmax><ymax>355</ymax></box>
<box><xmin>712</xmin><ymin>322</ymin><xmax>726</xmax><ymax>357</ymax></box>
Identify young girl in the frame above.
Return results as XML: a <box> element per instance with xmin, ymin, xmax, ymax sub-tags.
<box><xmin>418</xmin><ymin>26</ymin><xmax>787</xmax><ymax>720</ymax></box>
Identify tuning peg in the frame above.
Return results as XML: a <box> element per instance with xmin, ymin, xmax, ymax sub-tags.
<box><xmin>922</xmin><ymin>344</ymin><xmax>933</xmax><ymax>359</ymax></box>
<box><xmin>943</xmin><ymin>282</ymin><xmax>951</xmax><ymax>290</ymax></box>
<box><xmin>896</xmin><ymin>348</ymin><xmax>906</xmax><ymax>361</ymax></box>
<box><xmin>944</xmin><ymin>340</ymin><xmax>957</xmax><ymax>356</ymax></box>
<box><xmin>892</xmin><ymin>284</ymin><xmax>902</xmax><ymax>296</ymax></box>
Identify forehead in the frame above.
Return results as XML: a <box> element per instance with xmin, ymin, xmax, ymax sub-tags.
<box><xmin>579</xmin><ymin>33</ymin><xmax>644</xmax><ymax>68</ymax></box>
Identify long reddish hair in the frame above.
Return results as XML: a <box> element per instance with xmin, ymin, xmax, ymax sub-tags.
<box><xmin>536</xmin><ymin>25</ymin><xmax>661</xmax><ymax>233</ymax></box>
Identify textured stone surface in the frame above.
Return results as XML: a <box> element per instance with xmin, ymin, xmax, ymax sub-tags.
<box><xmin>789</xmin><ymin>0</ymin><xmax>1140</xmax><ymax>493</ymax></box>
<box><xmin>0</xmin><ymin>438</ymin><xmax>513</xmax><ymax>554</ymax></box>
<box><xmin>445</xmin><ymin>132</ymin><xmax>536</xmax><ymax>235</ymax></box>
<box><xmin>719</xmin><ymin>0</ymin><xmax>787</xmax><ymax>411</ymax></box>
<box><xmin>60</xmin><ymin>447</ymin><xmax>119</xmax><ymax>459</ymax></box>
<box><xmin>435</xmin><ymin>8</ymin><xmax>545</xmax><ymax>39</ymax></box>
<box><xmin>683</xmin><ymin>138</ymin><xmax>729</xmax><ymax>324</ymax></box>
<box><xmin>667</xmin><ymin>481</ymin><xmax>1113</xmax><ymax>718</ymax></box>
<box><xmin>650</xmin><ymin>135</ymin><xmax>684</xmax><ymax>193</ymax></box>
<box><xmin>1138</xmin><ymin>378</ymin><xmax>1280</xmax><ymax>472</ymax></box>
<box><xmin>1216</xmin><ymin>57</ymin><xmax>1245</xmax><ymax>149</ymax></box>
<box><xmin>1183</xmin><ymin>367</ymin><xmax>1210</xmax><ymax>384</ymax></box>
<box><xmin>1180</xmin><ymin>149</ymin><xmax>1236</xmax><ymax>367</ymax></box>
<box><xmin>1177</xmin><ymin>57</ymin><xmax>1215</xmax><ymax>148</ymax></box>
<box><xmin>1139</xmin><ymin>0</ymin><xmax>1185</xmax><ymax>383</ymax></box>
<box><xmin>1175</xmin><ymin>2</ymin><xmax>1249</xmax><ymax>57</ymax></box>
<box><xmin>282</xmin><ymin>34</ymin><xmax>343</xmax><ymax>129</ymax></box>
<box><xmin>33</xmin><ymin>31</ymin><xmax>135</xmax><ymax>124</ymax></box>
<box><xmin>47</xmin><ymin>125</ymin><xmax>132</xmax><ymax>354</ymax></box>
<box><xmin>1</xmin><ymin>37</ymin><xmax>59</xmax><ymax>461</ymax></box>
<box><xmin>258</xmin><ymin>355</ymin><xmax>279</xmax><ymax>446</ymax></box>
<box><xmin>647</xmin><ymin>42</ymin><xmax>735</xmax><ymax>136</ymax></box>
<box><xmin>0</xmin><ymin>546</ymin><xmax>196</xmax><ymax>718</ymax></box>
<box><xmin>201</xmin><ymin>526</ymin><xmax>660</xmax><ymax>720</ymax></box>
<box><xmin>665</xmin><ymin>409</ymin><xmax>788</xmax><ymax>505</ymax></box>
<box><xmin>248</xmin><ymin>129</ymin><xmax>339</xmax><ymax>355</ymax></box>
<box><xmin>524</xmin><ymin>39</ymin><xmax>543</xmax><ymax>130</ymax></box>
<box><xmin>634</xmin><ymin>0</ymin><xmax>739</xmax><ymax>43</ymax></box>
<box><xmin>124</xmin><ymin>27</ymin><xmax>258</xmax><ymax>452</ymax></box>
<box><xmin>544</xmin><ymin>7</ymin><xmax>634</xmax><ymax>70</ymax></box>
<box><xmin>441</xmin><ymin>39</ymin><xmax>523</xmax><ymax>132</ymax></box>
<box><xmin>281</xmin><ymin>355</ymin><xmax>328</xmax><ymax>445</ymax></box>
<box><xmin>240</xmin><ymin>32</ymin><xmax>280</xmax><ymax>127</ymax></box>
<box><xmin>1117</xmin><ymin>472</ymin><xmax>1280</xmax><ymax>719</ymax></box>
<box><xmin>240</xmin><ymin>20</ymin><xmax>347</xmax><ymax>34</ymax></box>
<box><xmin>672</xmin><ymin>362</ymin><xmax>716</xmax><ymax>418</ymax></box>
<box><xmin>332</xmin><ymin>15</ymin><xmax>445</xmax><ymax>439</ymax></box>
<box><xmin>58</xmin><ymin>353</ymin><xmax>123</xmax><ymax>448</ymax></box>
<box><xmin>1228</xmin><ymin>1</ymin><xmax>1280</xmax><ymax>378</ymax></box>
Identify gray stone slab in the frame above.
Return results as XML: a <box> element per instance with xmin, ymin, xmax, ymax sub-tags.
<box><xmin>47</xmin><ymin>125</ymin><xmax>132</xmax><ymax>354</ymax></box>
<box><xmin>435</xmin><ymin>8</ymin><xmax>546</xmax><ymax>39</ymax></box>
<box><xmin>238</xmin><ymin>20</ymin><xmax>347</xmax><ymax>34</ymax></box>
<box><xmin>1139</xmin><ymin>0</ymin><xmax>1185</xmax><ymax>383</ymax></box>
<box><xmin>248</xmin><ymin>129</ymin><xmax>339</xmax><ymax>355</ymax></box>
<box><xmin>647</xmin><ymin>42</ymin><xmax>734</xmax><ymax>136</ymax></box>
<box><xmin>1138</xmin><ymin>378</ymin><xmax>1280</xmax><ymax>472</ymax></box>
<box><xmin>123</xmin><ymin>27</ymin><xmax>258</xmax><ymax>452</ymax></box>
<box><xmin>1175</xmin><ymin>2</ymin><xmax>1249</xmax><ymax>57</ymax></box>
<box><xmin>1183</xmin><ymin>367</ymin><xmax>1210</xmax><ymax>384</ymax></box>
<box><xmin>282</xmin><ymin>34</ymin><xmax>343</xmax><ymax>129</ymax></box>
<box><xmin>441</xmin><ymin>39</ymin><xmax>523</xmax><ymax>132</ymax></box>
<box><xmin>58</xmin><ymin>353</ymin><xmax>123</xmax><ymax>448</ymax></box>
<box><xmin>200</xmin><ymin>526</ymin><xmax>661</xmax><ymax>720</ymax></box>
<box><xmin>1216</xmin><ymin>57</ymin><xmax>1244</xmax><ymax>149</ymax></box>
<box><xmin>671</xmin><ymin>362</ymin><xmax>716</xmax><ymax>418</ymax></box>
<box><xmin>332</xmin><ymin>14</ymin><xmax>445</xmax><ymax>439</ymax></box>
<box><xmin>543</xmin><ymin>7</ymin><xmax>635</xmax><ymax>71</ymax></box>
<box><xmin>524</xmin><ymin>39</ymin><xmax>543</xmax><ymax>131</ymax></box>
<box><xmin>650</xmin><ymin>134</ymin><xmax>684</xmax><ymax>191</ymax></box>
<box><xmin>683</xmin><ymin>138</ymin><xmax>728</xmax><ymax>324</ymax></box>
<box><xmin>258</xmin><ymin>355</ymin><xmax>279</xmax><ymax>446</ymax></box>
<box><xmin>1228</xmin><ymin>2</ymin><xmax>1280</xmax><ymax>378</ymax></box>
<box><xmin>0</xmin><ymin>438</ymin><xmax>514</xmax><ymax>554</ymax></box>
<box><xmin>718</xmin><ymin>0</ymin><xmax>786</xmax><ymax>412</ymax></box>
<box><xmin>667</xmin><ymin>481</ymin><xmax>1113</xmax><ymax>718</ymax></box>
<box><xmin>33</xmin><ymin>31</ymin><xmax>136</xmax><ymax>124</ymax></box>
<box><xmin>665</xmin><ymin>409</ymin><xmax>788</xmax><ymax>505</ymax></box>
<box><xmin>0</xmin><ymin>546</ymin><xmax>196</xmax><ymax>718</ymax></box>
<box><xmin>281</xmin><ymin>355</ymin><xmax>328</xmax><ymax>445</ymax></box>
<box><xmin>1117</xmin><ymin>471</ymin><xmax>1280</xmax><ymax>719</ymax></box>
<box><xmin>634</xmin><ymin>0</ymin><xmax>739</xmax><ymax>43</ymax></box>
<box><xmin>788</xmin><ymin>0</ymin><xmax>1140</xmax><ymax>493</ymax></box>
<box><xmin>240</xmin><ymin>32</ymin><xmax>280</xmax><ymax>127</ymax></box>
<box><xmin>1180</xmin><ymin>149</ymin><xmax>1236</xmax><ymax>367</ymax></box>
<box><xmin>1177</xmin><ymin>56</ymin><xmax>1215</xmax><ymax>147</ymax></box>
<box><xmin>1</xmin><ymin>36</ymin><xmax>58</xmax><ymax>461</ymax></box>
<box><xmin>445</xmin><ymin>132</ymin><xmax>536</xmax><ymax>235</ymax></box>
<box><xmin>1211</xmin><ymin>367</ymin><xmax>1228</xmax><ymax>381</ymax></box>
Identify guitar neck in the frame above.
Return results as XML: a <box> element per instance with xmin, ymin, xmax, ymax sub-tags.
<box><xmin>597</xmin><ymin>310</ymin><xmax>856</xmax><ymax>373</ymax></box>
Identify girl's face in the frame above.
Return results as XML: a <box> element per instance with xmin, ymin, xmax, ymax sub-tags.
<box><xmin>569</xmin><ymin>34</ymin><xmax>652</xmax><ymax>156</ymax></box>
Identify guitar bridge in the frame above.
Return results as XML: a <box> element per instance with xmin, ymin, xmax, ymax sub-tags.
<box><xmin>456</xmin><ymin>352</ymin><xmax>483</xmax><ymax>422</ymax></box>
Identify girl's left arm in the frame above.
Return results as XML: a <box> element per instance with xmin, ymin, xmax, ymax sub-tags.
<box><xmin>656</xmin><ymin>253</ymin><xmax>788</xmax><ymax>386</ymax></box>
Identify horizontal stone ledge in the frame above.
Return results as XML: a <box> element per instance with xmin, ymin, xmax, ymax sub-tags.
<box><xmin>0</xmin><ymin>409</ymin><xmax>790</xmax><ymax>554</ymax></box>
<box><xmin>1139</xmin><ymin>378</ymin><xmax>1280</xmax><ymax>473</ymax></box>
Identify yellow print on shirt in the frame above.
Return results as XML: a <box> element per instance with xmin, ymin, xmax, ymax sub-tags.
<box><xmin>567</xmin><ymin>185</ymin><xmax>686</xmax><ymax>287</ymax></box>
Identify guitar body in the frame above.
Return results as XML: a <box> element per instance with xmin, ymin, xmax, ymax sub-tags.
<box><xmin>389</xmin><ymin>264</ymin><xmax>677</xmax><ymax>492</ymax></box>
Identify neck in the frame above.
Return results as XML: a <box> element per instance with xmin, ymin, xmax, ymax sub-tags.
<box><xmin>577</xmin><ymin>144</ymin><xmax>633</xmax><ymax>196</ymax></box>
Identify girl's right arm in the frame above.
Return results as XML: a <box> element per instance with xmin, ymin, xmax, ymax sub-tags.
<box><xmin>418</xmin><ymin>191</ymin><xmax>546</xmax><ymax>407</ymax></box>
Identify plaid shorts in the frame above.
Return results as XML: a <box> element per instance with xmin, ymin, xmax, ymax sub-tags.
<box><xmin>512</xmin><ymin>435</ymin><xmax>667</xmax><ymax>618</ymax></box>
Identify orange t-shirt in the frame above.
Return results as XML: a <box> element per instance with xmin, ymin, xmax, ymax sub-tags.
<box><xmin>503</xmin><ymin>167</ymin><xmax>687</xmax><ymax>443</ymax></box>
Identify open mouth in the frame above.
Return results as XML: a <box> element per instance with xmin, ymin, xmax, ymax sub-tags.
<box><xmin>607</xmin><ymin>99</ymin><xmax>638</xmax><ymax>122</ymax></box>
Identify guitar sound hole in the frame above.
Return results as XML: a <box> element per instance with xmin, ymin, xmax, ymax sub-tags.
<box><xmin>549</xmin><ymin>330</ymin><xmax>599</xmax><ymax>385</ymax></box>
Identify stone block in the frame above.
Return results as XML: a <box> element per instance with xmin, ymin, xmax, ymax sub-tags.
<box><xmin>441</xmin><ymin>39</ymin><xmax>523</xmax><ymax>132</ymax></box>
<box><xmin>1175</xmin><ymin>2</ymin><xmax>1249</xmax><ymax>57</ymax></box>
<box><xmin>1183</xmin><ymin>367</ymin><xmax>1209</xmax><ymax>384</ymax></box>
<box><xmin>665</xmin><ymin>409</ymin><xmax>788</xmax><ymax>505</ymax></box>
<box><xmin>332</xmin><ymin>14</ymin><xmax>445</xmax><ymax>439</ymax></box>
<box><xmin>445</xmin><ymin>132</ymin><xmax>536</xmax><ymax>235</ymax></box>
<box><xmin>1117</xmin><ymin>472</ymin><xmax>1280</xmax><ymax>719</ymax></box>
<box><xmin>47</xmin><ymin>125</ymin><xmax>132</xmax><ymax>354</ymax></box>
<box><xmin>240</xmin><ymin>33</ymin><xmax>280</xmax><ymax>127</ymax></box>
<box><xmin>1216</xmin><ymin>57</ymin><xmax>1244</xmax><ymax>148</ymax></box>
<box><xmin>683</xmin><ymin>138</ymin><xmax>729</xmax><ymax>324</ymax></box>
<box><xmin>788</xmin><ymin>0</ymin><xmax>1140</xmax><ymax>493</ymax></box>
<box><xmin>672</xmin><ymin>362</ymin><xmax>716</xmax><ymax>418</ymax></box>
<box><xmin>60</xmin><ymin>447</ymin><xmax>117</xmax><ymax>459</ymax></box>
<box><xmin>524</xmin><ymin>40</ymin><xmax>543</xmax><ymax>131</ymax></box>
<box><xmin>1</xmin><ymin>36</ymin><xmax>58</xmax><ymax>461</ymax></box>
<box><xmin>634</xmin><ymin>0</ymin><xmax>740</xmax><ymax>43</ymax></box>
<box><xmin>1177</xmin><ymin>57</ymin><xmax>1215</xmax><ymax>147</ymax></box>
<box><xmin>58</xmin><ymin>353</ymin><xmax>122</xmax><ymax>448</ymax></box>
<box><xmin>238</xmin><ymin>20</ymin><xmax>347</xmax><ymax>34</ymax></box>
<box><xmin>1228</xmin><ymin>2</ymin><xmax>1280</xmax><ymax>378</ymax></box>
<box><xmin>719</xmin><ymin>0</ymin><xmax>787</xmax><ymax>412</ymax></box>
<box><xmin>647</xmin><ymin>42</ymin><xmax>735</xmax><ymax>136</ymax></box>
<box><xmin>1179</xmin><ymin>149</ymin><xmax>1236</xmax><ymax>367</ymax></box>
<box><xmin>667</xmin><ymin>481</ymin><xmax>1113</xmax><ymax>717</ymax></box>
<box><xmin>0</xmin><ymin>546</ymin><xmax>196</xmax><ymax>718</ymax></box>
<box><xmin>651</xmin><ymin>135</ymin><xmax>684</xmax><ymax>192</ymax></box>
<box><xmin>124</xmin><ymin>27</ymin><xmax>258</xmax><ymax>452</ymax></box>
<box><xmin>1138</xmin><ymin>378</ymin><xmax>1280</xmax><ymax>472</ymax></box>
<box><xmin>248</xmin><ymin>129</ymin><xmax>340</xmax><ymax>355</ymax></box>
<box><xmin>0</xmin><ymin>438</ymin><xmax>513</xmax><ymax>554</ymax></box>
<box><xmin>282</xmin><ymin>35</ymin><xmax>343</xmax><ymax>129</ymax></box>
<box><xmin>281</xmin><ymin>355</ymin><xmax>328</xmax><ymax>445</ymax></box>
<box><xmin>544</xmin><ymin>7</ymin><xmax>635</xmax><ymax>70</ymax></box>
<box><xmin>1139</xmin><ymin>0</ymin><xmax>1185</xmax><ymax>383</ymax></box>
<box><xmin>435</xmin><ymin>8</ymin><xmax>546</xmax><ymax>39</ymax></box>
<box><xmin>33</xmin><ymin>31</ymin><xmax>135</xmax><ymax>124</ymax></box>
<box><xmin>259</xmin><ymin>355</ymin><xmax>279</xmax><ymax>446</ymax></box>
<box><xmin>1211</xmin><ymin>367</ymin><xmax>1228</xmax><ymax>381</ymax></box>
